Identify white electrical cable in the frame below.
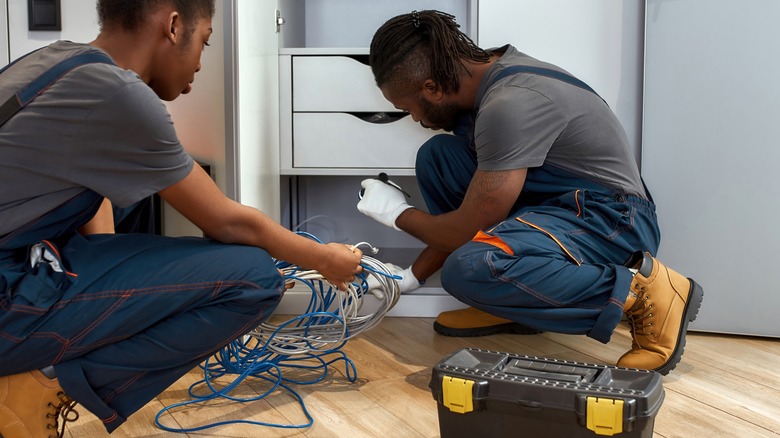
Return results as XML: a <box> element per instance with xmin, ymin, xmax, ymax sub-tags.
<box><xmin>248</xmin><ymin>248</ymin><xmax>400</xmax><ymax>356</ymax></box>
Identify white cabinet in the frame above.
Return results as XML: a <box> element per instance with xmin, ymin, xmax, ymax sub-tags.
<box><xmin>291</xmin><ymin>55</ymin><xmax>392</xmax><ymax>112</ymax></box>
<box><xmin>279</xmin><ymin>52</ymin><xmax>433</xmax><ymax>174</ymax></box>
<box><xmin>267</xmin><ymin>1</ymin><xmax>646</xmax><ymax>317</ymax></box>
<box><xmin>290</xmin><ymin>112</ymin><xmax>428</xmax><ymax>170</ymax></box>
<box><xmin>276</xmin><ymin>0</ymin><xmax>476</xmax><ymax>50</ymax></box>
<box><xmin>273</xmin><ymin>0</ymin><xmax>477</xmax><ymax>316</ymax></box>
<box><xmin>276</xmin><ymin>1</ymin><xmax>477</xmax><ymax>176</ymax></box>
<box><xmin>269</xmin><ymin>0</ymin><xmax>647</xmax><ymax>317</ymax></box>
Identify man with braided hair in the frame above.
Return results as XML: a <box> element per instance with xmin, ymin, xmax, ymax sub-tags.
<box><xmin>358</xmin><ymin>10</ymin><xmax>703</xmax><ymax>375</ymax></box>
<box><xmin>0</xmin><ymin>1</ymin><xmax>363</xmax><ymax>435</ymax></box>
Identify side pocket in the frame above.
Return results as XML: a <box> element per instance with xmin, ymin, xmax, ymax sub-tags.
<box><xmin>515</xmin><ymin>214</ymin><xmax>584</xmax><ymax>266</ymax></box>
<box><xmin>13</xmin><ymin>241</ymin><xmax>77</xmax><ymax>309</ymax></box>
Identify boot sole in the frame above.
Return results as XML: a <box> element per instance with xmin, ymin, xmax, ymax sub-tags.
<box><xmin>433</xmin><ymin>321</ymin><xmax>542</xmax><ymax>337</ymax></box>
<box><xmin>654</xmin><ymin>279</ymin><xmax>704</xmax><ymax>375</ymax></box>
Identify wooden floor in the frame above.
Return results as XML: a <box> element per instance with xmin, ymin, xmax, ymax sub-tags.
<box><xmin>64</xmin><ymin>316</ymin><xmax>780</xmax><ymax>438</ymax></box>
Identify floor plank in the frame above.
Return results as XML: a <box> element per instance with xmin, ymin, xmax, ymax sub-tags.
<box><xmin>64</xmin><ymin>317</ymin><xmax>780</xmax><ymax>437</ymax></box>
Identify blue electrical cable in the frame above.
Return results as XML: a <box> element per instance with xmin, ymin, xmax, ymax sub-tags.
<box><xmin>154</xmin><ymin>315</ymin><xmax>356</xmax><ymax>432</ymax></box>
<box><xmin>155</xmin><ymin>234</ymin><xmax>399</xmax><ymax>433</ymax></box>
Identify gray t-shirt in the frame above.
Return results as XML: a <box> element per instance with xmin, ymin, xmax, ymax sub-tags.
<box><xmin>0</xmin><ymin>41</ymin><xmax>194</xmax><ymax>235</ymax></box>
<box><xmin>474</xmin><ymin>45</ymin><xmax>645</xmax><ymax>197</ymax></box>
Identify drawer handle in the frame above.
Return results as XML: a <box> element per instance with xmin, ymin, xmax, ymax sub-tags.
<box><xmin>350</xmin><ymin>112</ymin><xmax>410</xmax><ymax>124</ymax></box>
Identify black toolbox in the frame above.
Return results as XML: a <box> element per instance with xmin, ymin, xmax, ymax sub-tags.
<box><xmin>429</xmin><ymin>348</ymin><xmax>664</xmax><ymax>437</ymax></box>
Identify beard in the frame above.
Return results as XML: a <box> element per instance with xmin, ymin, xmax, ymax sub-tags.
<box><xmin>416</xmin><ymin>94</ymin><xmax>463</xmax><ymax>132</ymax></box>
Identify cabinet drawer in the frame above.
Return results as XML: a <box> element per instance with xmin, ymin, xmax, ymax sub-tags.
<box><xmin>293</xmin><ymin>56</ymin><xmax>395</xmax><ymax>112</ymax></box>
<box><xmin>293</xmin><ymin>112</ymin><xmax>435</xmax><ymax>168</ymax></box>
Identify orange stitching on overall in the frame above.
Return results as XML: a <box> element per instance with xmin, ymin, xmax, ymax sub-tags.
<box><xmin>515</xmin><ymin>217</ymin><xmax>582</xmax><ymax>266</ymax></box>
<box><xmin>472</xmin><ymin>230</ymin><xmax>514</xmax><ymax>255</ymax></box>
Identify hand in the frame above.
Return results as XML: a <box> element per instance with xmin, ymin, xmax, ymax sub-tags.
<box><xmin>357</xmin><ymin>178</ymin><xmax>413</xmax><ymax>230</ymax></box>
<box><xmin>317</xmin><ymin>243</ymin><xmax>363</xmax><ymax>291</ymax></box>
<box><xmin>278</xmin><ymin>269</ymin><xmax>295</xmax><ymax>291</ymax></box>
<box><xmin>365</xmin><ymin>263</ymin><xmax>421</xmax><ymax>299</ymax></box>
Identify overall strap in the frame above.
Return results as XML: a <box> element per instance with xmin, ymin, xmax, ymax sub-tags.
<box><xmin>490</xmin><ymin>65</ymin><xmax>607</xmax><ymax>105</ymax></box>
<box><xmin>493</xmin><ymin>66</ymin><xmax>654</xmax><ymax>202</ymax></box>
<box><xmin>0</xmin><ymin>52</ymin><xmax>115</xmax><ymax>128</ymax></box>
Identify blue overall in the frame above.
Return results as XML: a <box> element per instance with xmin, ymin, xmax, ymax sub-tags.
<box><xmin>416</xmin><ymin>129</ymin><xmax>660</xmax><ymax>344</ymax></box>
<box><xmin>0</xmin><ymin>194</ymin><xmax>283</xmax><ymax>434</ymax></box>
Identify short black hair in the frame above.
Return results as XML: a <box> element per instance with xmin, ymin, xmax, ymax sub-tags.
<box><xmin>97</xmin><ymin>0</ymin><xmax>215</xmax><ymax>34</ymax></box>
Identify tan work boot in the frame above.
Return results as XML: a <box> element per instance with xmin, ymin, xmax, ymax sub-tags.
<box><xmin>0</xmin><ymin>370</ymin><xmax>79</xmax><ymax>438</ymax></box>
<box><xmin>617</xmin><ymin>252</ymin><xmax>704</xmax><ymax>375</ymax></box>
<box><xmin>433</xmin><ymin>306</ymin><xmax>542</xmax><ymax>337</ymax></box>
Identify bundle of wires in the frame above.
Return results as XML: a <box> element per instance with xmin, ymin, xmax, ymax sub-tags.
<box><xmin>155</xmin><ymin>238</ymin><xmax>401</xmax><ymax>433</ymax></box>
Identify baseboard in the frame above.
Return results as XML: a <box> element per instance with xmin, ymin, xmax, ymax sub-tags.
<box><xmin>273</xmin><ymin>286</ymin><xmax>466</xmax><ymax>318</ymax></box>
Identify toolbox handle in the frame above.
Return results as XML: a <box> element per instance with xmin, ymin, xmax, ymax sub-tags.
<box><xmin>516</xmin><ymin>399</ymin><xmax>543</xmax><ymax>411</ymax></box>
<box><xmin>503</xmin><ymin>358</ymin><xmax>598</xmax><ymax>383</ymax></box>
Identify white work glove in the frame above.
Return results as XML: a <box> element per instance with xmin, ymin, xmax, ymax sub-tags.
<box><xmin>365</xmin><ymin>264</ymin><xmax>422</xmax><ymax>299</ymax></box>
<box><xmin>357</xmin><ymin>178</ymin><xmax>413</xmax><ymax>230</ymax></box>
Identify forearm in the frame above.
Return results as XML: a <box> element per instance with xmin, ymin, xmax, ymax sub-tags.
<box><xmin>159</xmin><ymin>165</ymin><xmax>361</xmax><ymax>290</ymax></box>
<box><xmin>395</xmin><ymin>208</ymin><xmax>477</xmax><ymax>253</ymax></box>
<box><xmin>410</xmin><ymin>246</ymin><xmax>451</xmax><ymax>283</ymax></box>
<box><xmin>209</xmin><ymin>204</ymin><xmax>364</xmax><ymax>290</ymax></box>
<box><xmin>395</xmin><ymin>169</ymin><xmax>527</xmax><ymax>253</ymax></box>
<box><xmin>210</xmin><ymin>204</ymin><xmax>331</xmax><ymax>268</ymax></box>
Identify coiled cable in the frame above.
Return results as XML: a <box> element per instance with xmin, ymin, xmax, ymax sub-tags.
<box><xmin>155</xmin><ymin>237</ymin><xmax>400</xmax><ymax>432</ymax></box>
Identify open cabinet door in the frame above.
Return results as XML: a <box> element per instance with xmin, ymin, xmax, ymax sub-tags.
<box><xmin>0</xmin><ymin>0</ymin><xmax>7</xmax><ymax>65</ymax></box>
<box><xmin>232</xmin><ymin>0</ymin><xmax>281</xmax><ymax>220</ymax></box>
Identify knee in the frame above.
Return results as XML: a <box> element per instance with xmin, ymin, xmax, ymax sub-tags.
<box><xmin>415</xmin><ymin>134</ymin><xmax>458</xmax><ymax>181</ymax></box>
<box><xmin>416</xmin><ymin>134</ymin><xmax>452</xmax><ymax>163</ymax></box>
<box><xmin>212</xmin><ymin>244</ymin><xmax>284</xmax><ymax>303</ymax></box>
<box><xmin>441</xmin><ymin>243</ymin><xmax>489</xmax><ymax>302</ymax></box>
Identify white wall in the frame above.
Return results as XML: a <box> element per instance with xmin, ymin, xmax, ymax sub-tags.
<box><xmin>642</xmin><ymin>0</ymin><xmax>780</xmax><ymax>337</ymax></box>
<box><xmin>7</xmin><ymin>0</ymin><xmax>98</xmax><ymax>60</ymax></box>
<box><xmin>478</xmin><ymin>0</ymin><xmax>645</xmax><ymax>163</ymax></box>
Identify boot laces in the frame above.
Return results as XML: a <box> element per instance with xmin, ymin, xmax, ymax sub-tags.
<box><xmin>626</xmin><ymin>286</ymin><xmax>656</xmax><ymax>343</ymax></box>
<box><xmin>46</xmin><ymin>392</ymin><xmax>79</xmax><ymax>438</ymax></box>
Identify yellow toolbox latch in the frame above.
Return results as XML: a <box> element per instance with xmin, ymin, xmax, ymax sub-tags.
<box><xmin>586</xmin><ymin>396</ymin><xmax>624</xmax><ymax>436</ymax></box>
<box><xmin>442</xmin><ymin>375</ymin><xmax>475</xmax><ymax>414</ymax></box>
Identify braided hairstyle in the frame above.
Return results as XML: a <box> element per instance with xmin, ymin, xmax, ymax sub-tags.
<box><xmin>369</xmin><ymin>10</ymin><xmax>489</xmax><ymax>96</ymax></box>
<box><xmin>97</xmin><ymin>0</ymin><xmax>215</xmax><ymax>44</ymax></box>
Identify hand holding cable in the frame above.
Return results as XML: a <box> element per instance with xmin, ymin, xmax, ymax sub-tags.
<box><xmin>357</xmin><ymin>173</ymin><xmax>413</xmax><ymax>230</ymax></box>
<box><xmin>315</xmin><ymin>243</ymin><xmax>363</xmax><ymax>291</ymax></box>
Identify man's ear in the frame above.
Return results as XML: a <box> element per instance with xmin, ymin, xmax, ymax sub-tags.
<box><xmin>422</xmin><ymin>79</ymin><xmax>444</xmax><ymax>102</ymax></box>
<box><xmin>164</xmin><ymin>11</ymin><xmax>181</xmax><ymax>44</ymax></box>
